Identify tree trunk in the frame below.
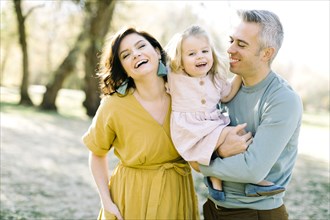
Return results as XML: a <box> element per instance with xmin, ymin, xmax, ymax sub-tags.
<box><xmin>83</xmin><ymin>0</ymin><xmax>116</xmax><ymax>116</ymax></box>
<box><xmin>40</xmin><ymin>31</ymin><xmax>87</xmax><ymax>110</ymax></box>
<box><xmin>13</xmin><ymin>0</ymin><xmax>33</xmax><ymax>106</ymax></box>
<box><xmin>0</xmin><ymin>46</ymin><xmax>11</xmax><ymax>86</ymax></box>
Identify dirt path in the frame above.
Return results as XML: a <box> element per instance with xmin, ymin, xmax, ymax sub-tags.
<box><xmin>1</xmin><ymin>90</ymin><xmax>329</xmax><ymax>219</ymax></box>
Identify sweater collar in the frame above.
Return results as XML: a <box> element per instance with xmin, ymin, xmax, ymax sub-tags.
<box><xmin>241</xmin><ymin>71</ymin><xmax>275</xmax><ymax>93</ymax></box>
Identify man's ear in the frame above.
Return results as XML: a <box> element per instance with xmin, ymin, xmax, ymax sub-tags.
<box><xmin>262</xmin><ymin>47</ymin><xmax>275</xmax><ymax>62</ymax></box>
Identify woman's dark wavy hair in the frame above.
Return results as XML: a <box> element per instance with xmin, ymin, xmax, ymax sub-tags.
<box><xmin>98</xmin><ymin>27</ymin><xmax>167</xmax><ymax>96</ymax></box>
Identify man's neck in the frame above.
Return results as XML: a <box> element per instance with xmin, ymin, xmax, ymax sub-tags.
<box><xmin>242</xmin><ymin>68</ymin><xmax>271</xmax><ymax>87</ymax></box>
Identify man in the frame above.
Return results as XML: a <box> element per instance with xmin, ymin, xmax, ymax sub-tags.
<box><xmin>199</xmin><ymin>10</ymin><xmax>303</xmax><ymax>220</ymax></box>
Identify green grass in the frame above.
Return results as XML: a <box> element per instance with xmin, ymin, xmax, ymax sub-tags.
<box><xmin>1</xmin><ymin>86</ymin><xmax>89</xmax><ymax>120</ymax></box>
<box><xmin>302</xmin><ymin>111</ymin><xmax>329</xmax><ymax>129</ymax></box>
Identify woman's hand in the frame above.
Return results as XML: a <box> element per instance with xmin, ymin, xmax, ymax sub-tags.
<box><xmin>217</xmin><ymin>123</ymin><xmax>252</xmax><ymax>158</ymax></box>
<box><xmin>189</xmin><ymin>161</ymin><xmax>200</xmax><ymax>172</ymax></box>
<box><xmin>103</xmin><ymin>203</ymin><xmax>123</xmax><ymax>220</ymax></box>
<box><xmin>89</xmin><ymin>152</ymin><xmax>123</xmax><ymax>220</ymax></box>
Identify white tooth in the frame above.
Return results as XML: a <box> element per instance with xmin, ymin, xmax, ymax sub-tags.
<box><xmin>135</xmin><ymin>60</ymin><xmax>143</xmax><ymax>68</ymax></box>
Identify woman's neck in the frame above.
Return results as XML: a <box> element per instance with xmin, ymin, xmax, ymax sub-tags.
<box><xmin>134</xmin><ymin>77</ymin><xmax>166</xmax><ymax>101</ymax></box>
<box><xmin>133</xmin><ymin>77</ymin><xmax>170</xmax><ymax>125</ymax></box>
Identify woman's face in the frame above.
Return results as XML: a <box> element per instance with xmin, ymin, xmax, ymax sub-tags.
<box><xmin>118</xmin><ymin>33</ymin><xmax>160</xmax><ymax>81</ymax></box>
<box><xmin>181</xmin><ymin>35</ymin><xmax>213</xmax><ymax>77</ymax></box>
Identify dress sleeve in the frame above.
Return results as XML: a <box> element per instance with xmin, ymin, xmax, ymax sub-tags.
<box><xmin>214</xmin><ymin>73</ymin><xmax>231</xmax><ymax>98</ymax></box>
<box><xmin>82</xmin><ymin>97</ymin><xmax>116</xmax><ymax>156</ymax></box>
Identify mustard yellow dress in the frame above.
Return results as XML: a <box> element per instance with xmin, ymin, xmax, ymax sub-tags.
<box><xmin>83</xmin><ymin>93</ymin><xmax>199</xmax><ymax>220</ymax></box>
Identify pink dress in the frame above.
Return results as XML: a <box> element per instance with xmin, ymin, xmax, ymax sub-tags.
<box><xmin>168</xmin><ymin>72</ymin><xmax>231</xmax><ymax>166</ymax></box>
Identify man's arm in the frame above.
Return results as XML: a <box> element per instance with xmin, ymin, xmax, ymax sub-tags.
<box><xmin>191</xmin><ymin>124</ymin><xmax>252</xmax><ymax>172</ymax></box>
<box><xmin>200</xmin><ymin>91</ymin><xmax>303</xmax><ymax>183</ymax></box>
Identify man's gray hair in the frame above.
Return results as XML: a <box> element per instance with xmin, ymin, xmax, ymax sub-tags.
<box><xmin>238</xmin><ymin>10</ymin><xmax>284</xmax><ymax>62</ymax></box>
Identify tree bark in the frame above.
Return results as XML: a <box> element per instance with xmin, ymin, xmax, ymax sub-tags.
<box><xmin>0</xmin><ymin>46</ymin><xmax>11</xmax><ymax>86</ymax></box>
<box><xmin>40</xmin><ymin>0</ymin><xmax>116</xmax><ymax>114</ymax></box>
<box><xmin>40</xmin><ymin>31</ymin><xmax>87</xmax><ymax>110</ymax></box>
<box><xmin>13</xmin><ymin>0</ymin><xmax>33</xmax><ymax>105</ymax></box>
<box><xmin>83</xmin><ymin>0</ymin><xmax>116</xmax><ymax>116</ymax></box>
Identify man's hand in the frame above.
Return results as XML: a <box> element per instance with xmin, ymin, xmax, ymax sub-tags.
<box><xmin>217</xmin><ymin>123</ymin><xmax>252</xmax><ymax>158</ymax></box>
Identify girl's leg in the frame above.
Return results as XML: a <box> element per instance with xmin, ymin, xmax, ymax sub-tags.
<box><xmin>257</xmin><ymin>179</ymin><xmax>275</xmax><ymax>186</ymax></box>
<box><xmin>204</xmin><ymin>176</ymin><xmax>225</xmax><ymax>201</ymax></box>
<box><xmin>215</xmin><ymin>126</ymin><xmax>234</xmax><ymax>151</ymax></box>
<box><xmin>209</xmin><ymin>176</ymin><xmax>222</xmax><ymax>191</ymax></box>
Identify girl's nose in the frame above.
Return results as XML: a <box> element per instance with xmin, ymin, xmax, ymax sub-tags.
<box><xmin>197</xmin><ymin>52</ymin><xmax>204</xmax><ymax>59</ymax></box>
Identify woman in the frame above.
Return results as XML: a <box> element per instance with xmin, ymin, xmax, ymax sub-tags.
<box><xmin>82</xmin><ymin>27</ymin><xmax>199</xmax><ymax>219</ymax></box>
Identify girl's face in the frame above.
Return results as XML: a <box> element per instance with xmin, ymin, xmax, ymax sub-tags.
<box><xmin>118</xmin><ymin>33</ymin><xmax>160</xmax><ymax>81</ymax></box>
<box><xmin>181</xmin><ymin>35</ymin><xmax>213</xmax><ymax>77</ymax></box>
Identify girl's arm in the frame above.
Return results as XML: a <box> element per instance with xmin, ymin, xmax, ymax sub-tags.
<box><xmin>89</xmin><ymin>152</ymin><xmax>123</xmax><ymax>220</ymax></box>
<box><xmin>221</xmin><ymin>75</ymin><xmax>242</xmax><ymax>103</ymax></box>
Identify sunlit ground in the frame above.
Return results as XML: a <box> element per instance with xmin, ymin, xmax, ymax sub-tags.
<box><xmin>1</xmin><ymin>86</ymin><xmax>329</xmax><ymax>220</ymax></box>
<box><xmin>298</xmin><ymin>114</ymin><xmax>329</xmax><ymax>162</ymax></box>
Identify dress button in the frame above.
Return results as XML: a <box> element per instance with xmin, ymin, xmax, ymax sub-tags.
<box><xmin>201</xmin><ymin>99</ymin><xmax>206</xmax><ymax>104</ymax></box>
<box><xmin>199</xmin><ymin>80</ymin><xmax>204</xmax><ymax>86</ymax></box>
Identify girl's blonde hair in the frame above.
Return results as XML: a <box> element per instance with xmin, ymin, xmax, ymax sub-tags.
<box><xmin>165</xmin><ymin>25</ymin><xmax>228</xmax><ymax>81</ymax></box>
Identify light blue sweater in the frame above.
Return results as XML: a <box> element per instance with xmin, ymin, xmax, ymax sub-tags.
<box><xmin>200</xmin><ymin>71</ymin><xmax>303</xmax><ymax>210</ymax></box>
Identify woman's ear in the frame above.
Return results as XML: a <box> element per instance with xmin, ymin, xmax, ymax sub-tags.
<box><xmin>155</xmin><ymin>48</ymin><xmax>161</xmax><ymax>59</ymax></box>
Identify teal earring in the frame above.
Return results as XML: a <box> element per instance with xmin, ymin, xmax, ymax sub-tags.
<box><xmin>116</xmin><ymin>78</ymin><xmax>129</xmax><ymax>95</ymax></box>
<box><xmin>157</xmin><ymin>60</ymin><xmax>168</xmax><ymax>77</ymax></box>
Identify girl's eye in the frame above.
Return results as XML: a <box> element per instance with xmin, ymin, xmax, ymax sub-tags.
<box><xmin>202</xmin><ymin>50</ymin><xmax>209</xmax><ymax>53</ymax></box>
<box><xmin>229</xmin><ymin>40</ymin><xmax>234</xmax><ymax>44</ymax></box>
<box><xmin>188</xmin><ymin>52</ymin><xmax>195</xmax><ymax>56</ymax></box>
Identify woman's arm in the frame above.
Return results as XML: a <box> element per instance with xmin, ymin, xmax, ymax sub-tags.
<box><xmin>188</xmin><ymin>161</ymin><xmax>200</xmax><ymax>172</ymax></box>
<box><xmin>89</xmin><ymin>152</ymin><xmax>123</xmax><ymax>220</ymax></box>
<box><xmin>221</xmin><ymin>75</ymin><xmax>242</xmax><ymax>103</ymax></box>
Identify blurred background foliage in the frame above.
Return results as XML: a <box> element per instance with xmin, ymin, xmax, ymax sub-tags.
<box><xmin>1</xmin><ymin>0</ymin><xmax>329</xmax><ymax>116</ymax></box>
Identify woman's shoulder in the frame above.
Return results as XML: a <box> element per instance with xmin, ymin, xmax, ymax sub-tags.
<box><xmin>95</xmin><ymin>93</ymin><xmax>136</xmax><ymax>120</ymax></box>
<box><xmin>99</xmin><ymin>92</ymin><xmax>135</xmax><ymax>109</ymax></box>
<box><xmin>100</xmin><ymin>94</ymin><xmax>118</xmax><ymax>106</ymax></box>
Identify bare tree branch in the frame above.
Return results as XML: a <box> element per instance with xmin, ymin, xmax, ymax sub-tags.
<box><xmin>24</xmin><ymin>3</ymin><xmax>45</xmax><ymax>20</ymax></box>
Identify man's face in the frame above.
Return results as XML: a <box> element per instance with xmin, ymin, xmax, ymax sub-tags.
<box><xmin>227</xmin><ymin>22</ymin><xmax>266</xmax><ymax>78</ymax></box>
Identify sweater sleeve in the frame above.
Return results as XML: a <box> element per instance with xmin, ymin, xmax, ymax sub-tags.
<box><xmin>200</xmin><ymin>87</ymin><xmax>303</xmax><ymax>183</ymax></box>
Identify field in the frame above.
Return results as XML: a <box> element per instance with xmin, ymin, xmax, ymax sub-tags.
<box><xmin>1</xmin><ymin>86</ymin><xmax>329</xmax><ymax>220</ymax></box>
